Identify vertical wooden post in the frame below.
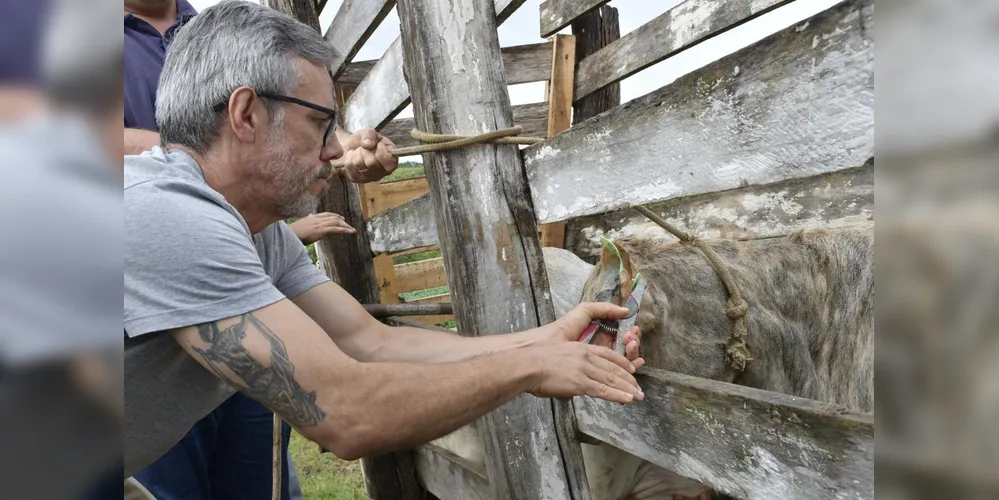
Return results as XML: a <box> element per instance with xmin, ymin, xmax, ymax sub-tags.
<box><xmin>262</xmin><ymin>3</ymin><xmax>426</xmax><ymax>499</ymax></box>
<box><xmin>565</xmin><ymin>4</ymin><xmax>620</xmax><ymax>254</ymax></box>
<box><xmin>570</xmin><ymin>5</ymin><xmax>620</xmax><ymax>124</ymax></box>
<box><xmin>396</xmin><ymin>0</ymin><xmax>588</xmax><ymax>498</ymax></box>
<box><xmin>539</xmin><ymin>34</ymin><xmax>576</xmax><ymax>249</ymax></box>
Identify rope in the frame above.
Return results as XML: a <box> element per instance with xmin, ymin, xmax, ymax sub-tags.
<box><xmin>633</xmin><ymin>205</ymin><xmax>754</xmax><ymax>372</ymax></box>
<box><xmin>331</xmin><ymin>126</ymin><xmax>545</xmax><ymax>173</ymax></box>
<box><xmin>272</xmin><ymin>413</ymin><xmax>282</xmax><ymax>500</ymax></box>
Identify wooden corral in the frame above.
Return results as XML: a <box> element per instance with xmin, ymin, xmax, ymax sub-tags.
<box><xmin>270</xmin><ymin>0</ymin><xmax>877</xmax><ymax>498</ymax></box>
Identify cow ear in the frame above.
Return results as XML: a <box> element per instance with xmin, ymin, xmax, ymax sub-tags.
<box><xmin>583</xmin><ymin>238</ymin><xmax>622</xmax><ymax>303</ymax></box>
<box><xmin>616</xmin><ymin>243</ymin><xmax>636</xmax><ymax>300</ymax></box>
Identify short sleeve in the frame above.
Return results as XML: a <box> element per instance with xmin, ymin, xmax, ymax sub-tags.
<box><xmin>263</xmin><ymin>222</ymin><xmax>329</xmax><ymax>300</ymax></box>
<box><xmin>124</xmin><ymin>180</ymin><xmax>285</xmax><ymax>337</ymax></box>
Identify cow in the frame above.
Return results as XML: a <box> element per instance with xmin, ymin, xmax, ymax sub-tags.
<box><xmin>428</xmin><ymin>221</ymin><xmax>874</xmax><ymax>499</ymax></box>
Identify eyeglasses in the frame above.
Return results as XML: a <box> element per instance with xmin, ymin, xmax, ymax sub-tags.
<box><xmin>213</xmin><ymin>90</ymin><xmax>338</xmax><ymax>149</ymax></box>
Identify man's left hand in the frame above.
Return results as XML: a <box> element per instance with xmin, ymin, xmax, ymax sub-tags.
<box><xmin>338</xmin><ymin>128</ymin><xmax>397</xmax><ymax>183</ymax></box>
<box><xmin>541</xmin><ymin>302</ymin><xmax>644</xmax><ymax>367</ymax></box>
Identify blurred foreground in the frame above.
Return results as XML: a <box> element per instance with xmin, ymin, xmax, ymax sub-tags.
<box><xmin>876</xmin><ymin>0</ymin><xmax>999</xmax><ymax>498</ymax></box>
<box><xmin>1</xmin><ymin>0</ymin><xmax>123</xmax><ymax>497</ymax></box>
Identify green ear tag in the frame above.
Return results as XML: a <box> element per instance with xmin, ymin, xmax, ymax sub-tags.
<box><xmin>600</xmin><ymin>236</ymin><xmax>625</xmax><ymax>277</ymax></box>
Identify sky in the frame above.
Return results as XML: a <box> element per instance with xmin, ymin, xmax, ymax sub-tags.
<box><xmin>187</xmin><ymin>0</ymin><xmax>841</xmax><ymax>120</ymax></box>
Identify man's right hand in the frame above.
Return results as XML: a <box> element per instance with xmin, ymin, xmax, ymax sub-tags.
<box><xmin>522</xmin><ymin>342</ymin><xmax>645</xmax><ymax>404</ymax></box>
<box><xmin>290</xmin><ymin>212</ymin><xmax>356</xmax><ymax>245</ymax></box>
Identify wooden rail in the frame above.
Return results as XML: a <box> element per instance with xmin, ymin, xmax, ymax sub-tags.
<box><xmin>524</xmin><ymin>0</ymin><xmax>874</xmax><ymax>224</ymax></box>
<box><xmin>573</xmin><ymin>0</ymin><xmax>793</xmax><ymax>102</ymax></box>
<box><xmin>539</xmin><ymin>0</ymin><xmax>610</xmax><ymax>38</ymax></box>
<box><xmin>575</xmin><ymin>368</ymin><xmax>874</xmax><ymax>499</ymax></box>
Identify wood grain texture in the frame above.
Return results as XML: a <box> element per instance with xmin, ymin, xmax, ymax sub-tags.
<box><xmin>367</xmin><ymin>192</ymin><xmax>436</xmax><ymax>254</ymax></box>
<box><xmin>381</xmin><ymin>102</ymin><xmax>550</xmax><ymax>149</ymax></box>
<box><xmin>539</xmin><ymin>0</ymin><xmax>610</xmax><ymax>38</ymax></box>
<box><xmin>524</xmin><ymin>0</ymin><xmax>874</xmax><ymax>224</ymax></box>
<box><xmin>415</xmin><ymin>445</ymin><xmax>491</xmax><ymax>500</ymax></box>
<box><xmin>342</xmin><ymin>0</ymin><xmax>528</xmax><ymax>133</ymax></box>
<box><xmin>361</xmin><ymin>177</ymin><xmax>430</xmax><ymax>217</ymax></box>
<box><xmin>324</xmin><ymin>0</ymin><xmax>396</xmax><ymax>80</ymax></box>
<box><xmin>575</xmin><ymin>367</ymin><xmax>874</xmax><ymax>500</ymax></box>
<box><xmin>372</xmin><ymin>253</ymin><xmax>401</xmax><ymax>303</ymax></box>
<box><xmin>566</xmin><ymin>165</ymin><xmax>873</xmax><ymax>260</ymax></box>
<box><xmin>395</xmin><ymin>257</ymin><xmax>447</xmax><ymax>292</ymax></box>
<box><xmin>395</xmin><ymin>0</ymin><xmax>584</xmax><ymax>497</ymax></box>
<box><xmin>574</xmin><ymin>0</ymin><xmax>792</xmax><ymax>101</ymax></box>
<box><xmin>339</xmin><ymin>41</ymin><xmax>554</xmax><ymax>86</ymax></box>
<box><xmin>571</xmin><ymin>4</ymin><xmax>620</xmax><ymax>125</ymax></box>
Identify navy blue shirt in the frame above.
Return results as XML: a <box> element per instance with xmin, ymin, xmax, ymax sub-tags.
<box><xmin>124</xmin><ymin>0</ymin><xmax>197</xmax><ymax>131</ymax></box>
<box><xmin>0</xmin><ymin>0</ymin><xmax>52</xmax><ymax>86</ymax></box>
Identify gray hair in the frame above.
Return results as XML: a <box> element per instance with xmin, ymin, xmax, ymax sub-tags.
<box><xmin>156</xmin><ymin>0</ymin><xmax>336</xmax><ymax>152</ymax></box>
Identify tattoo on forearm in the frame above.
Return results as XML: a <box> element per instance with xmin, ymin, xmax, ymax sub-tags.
<box><xmin>193</xmin><ymin>314</ymin><xmax>326</xmax><ymax>427</ymax></box>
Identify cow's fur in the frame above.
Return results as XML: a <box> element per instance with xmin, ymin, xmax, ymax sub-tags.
<box><xmin>580</xmin><ymin>221</ymin><xmax>874</xmax><ymax>413</ymax></box>
<box><xmin>429</xmin><ymin>223</ymin><xmax>874</xmax><ymax>499</ymax></box>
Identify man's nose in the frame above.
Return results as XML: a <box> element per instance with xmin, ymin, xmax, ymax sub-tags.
<box><xmin>321</xmin><ymin>135</ymin><xmax>344</xmax><ymax>162</ymax></box>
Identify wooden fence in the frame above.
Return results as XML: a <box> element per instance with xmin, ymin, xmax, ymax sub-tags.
<box><xmin>304</xmin><ymin>0</ymin><xmax>875</xmax><ymax>498</ymax></box>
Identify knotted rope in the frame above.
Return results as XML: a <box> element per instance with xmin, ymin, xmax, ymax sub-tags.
<box><xmin>633</xmin><ymin>205</ymin><xmax>753</xmax><ymax>372</ymax></box>
<box><xmin>330</xmin><ymin>126</ymin><xmax>545</xmax><ymax>173</ymax></box>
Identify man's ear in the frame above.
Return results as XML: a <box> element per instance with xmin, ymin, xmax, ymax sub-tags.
<box><xmin>224</xmin><ymin>86</ymin><xmax>264</xmax><ymax>144</ymax></box>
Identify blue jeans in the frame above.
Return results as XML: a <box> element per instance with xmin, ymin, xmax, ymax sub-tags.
<box><xmin>132</xmin><ymin>392</ymin><xmax>299</xmax><ymax>500</ymax></box>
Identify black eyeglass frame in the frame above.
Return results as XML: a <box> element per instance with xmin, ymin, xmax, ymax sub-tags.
<box><xmin>212</xmin><ymin>90</ymin><xmax>338</xmax><ymax>149</ymax></box>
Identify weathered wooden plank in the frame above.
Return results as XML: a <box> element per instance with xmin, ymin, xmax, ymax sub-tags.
<box><xmin>575</xmin><ymin>367</ymin><xmax>874</xmax><ymax>500</ymax></box>
<box><xmin>502</xmin><ymin>41</ymin><xmax>557</xmax><ymax>85</ymax></box>
<box><xmin>566</xmin><ymin>165</ymin><xmax>873</xmax><ymax>260</ymax></box>
<box><xmin>396</xmin><ymin>0</ymin><xmax>585</xmax><ymax>498</ymax></box>
<box><xmin>525</xmin><ymin>0</ymin><xmax>874</xmax><ymax>224</ymax></box>
<box><xmin>538</xmin><ymin>35</ymin><xmax>575</xmax><ymax>250</ymax></box>
<box><xmin>395</xmin><ymin>257</ymin><xmax>447</xmax><ymax>292</ymax></box>
<box><xmin>414</xmin><ymin>445</ymin><xmax>491</xmax><ymax>500</ymax></box>
<box><xmin>571</xmin><ymin>4</ymin><xmax>620</xmax><ymax>125</ymax></box>
<box><xmin>382</xmin><ymin>102</ymin><xmax>550</xmax><ymax>149</ymax></box>
<box><xmin>372</xmin><ymin>253</ymin><xmax>401</xmax><ymax>304</ymax></box>
<box><xmin>339</xmin><ymin>41</ymin><xmax>554</xmax><ymax>87</ymax></box>
<box><xmin>361</xmin><ymin>177</ymin><xmax>429</xmax><ymax>218</ymax></box>
<box><xmin>324</xmin><ymin>0</ymin><xmax>396</xmax><ymax>81</ymax></box>
<box><xmin>337</xmin><ymin>60</ymin><xmax>376</xmax><ymax>86</ymax></box>
<box><xmin>574</xmin><ymin>0</ymin><xmax>792</xmax><ymax>101</ymax></box>
<box><xmin>367</xmin><ymin>193</ymin><xmax>436</xmax><ymax>254</ymax></box>
<box><xmin>343</xmin><ymin>0</ymin><xmax>528</xmax><ymax>133</ymax></box>
<box><xmin>539</xmin><ymin>0</ymin><xmax>610</xmax><ymax>38</ymax></box>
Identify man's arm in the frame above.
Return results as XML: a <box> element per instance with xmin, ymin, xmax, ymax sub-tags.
<box><xmin>170</xmin><ymin>297</ymin><xmax>641</xmax><ymax>460</ymax></box>
<box><xmin>292</xmin><ymin>281</ymin><xmax>643</xmax><ymax>365</ymax></box>
<box><xmin>124</xmin><ymin>128</ymin><xmax>160</xmax><ymax>155</ymax></box>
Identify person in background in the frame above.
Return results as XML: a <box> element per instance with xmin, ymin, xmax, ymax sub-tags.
<box><xmin>124</xmin><ymin>1</ymin><xmax>397</xmax><ymax>498</ymax></box>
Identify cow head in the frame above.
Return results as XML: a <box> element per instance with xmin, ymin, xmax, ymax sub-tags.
<box><xmin>579</xmin><ymin>238</ymin><xmax>660</xmax><ymax>350</ymax></box>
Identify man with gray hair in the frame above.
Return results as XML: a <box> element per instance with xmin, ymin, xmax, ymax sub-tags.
<box><xmin>124</xmin><ymin>0</ymin><xmax>645</xmax><ymax>490</ymax></box>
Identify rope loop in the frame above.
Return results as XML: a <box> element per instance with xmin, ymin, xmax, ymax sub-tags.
<box><xmin>726</xmin><ymin>298</ymin><xmax>749</xmax><ymax>320</ymax></box>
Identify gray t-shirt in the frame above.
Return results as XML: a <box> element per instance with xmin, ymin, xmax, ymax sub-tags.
<box><xmin>124</xmin><ymin>147</ymin><xmax>329</xmax><ymax>477</ymax></box>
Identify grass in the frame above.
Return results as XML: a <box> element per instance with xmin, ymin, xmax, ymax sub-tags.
<box><xmin>380</xmin><ymin>161</ymin><xmax>426</xmax><ymax>183</ymax></box>
<box><xmin>288</xmin><ymin>431</ymin><xmax>366</xmax><ymax>499</ymax></box>
<box><xmin>393</xmin><ymin>248</ymin><xmax>441</xmax><ymax>265</ymax></box>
